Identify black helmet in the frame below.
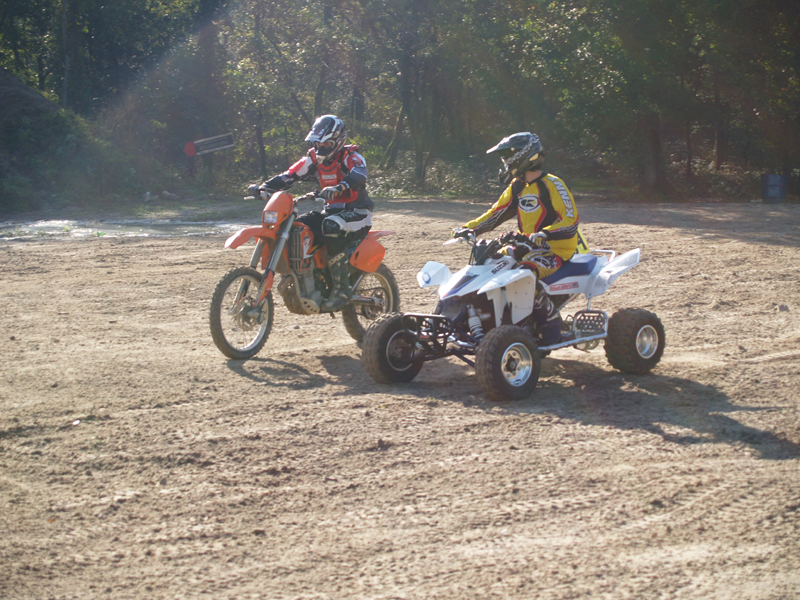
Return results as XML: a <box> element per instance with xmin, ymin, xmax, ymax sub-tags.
<box><xmin>305</xmin><ymin>114</ymin><xmax>347</xmax><ymax>163</ymax></box>
<box><xmin>486</xmin><ymin>132</ymin><xmax>544</xmax><ymax>185</ymax></box>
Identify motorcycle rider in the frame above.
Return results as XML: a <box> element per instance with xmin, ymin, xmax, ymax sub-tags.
<box><xmin>453</xmin><ymin>131</ymin><xmax>580</xmax><ymax>345</ymax></box>
<box><xmin>248</xmin><ymin>115</ymin><xmax>373</xmax><ymax>312</ymax></box>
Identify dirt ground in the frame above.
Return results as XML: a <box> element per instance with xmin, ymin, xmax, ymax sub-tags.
<box><xmin>1</xmin><ymin>194</ymin><xmax>799</xmax><ymax>600</ymax></box>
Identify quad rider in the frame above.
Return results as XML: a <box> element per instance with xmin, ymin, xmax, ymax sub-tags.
<box><xmin>453</xmin><ymin>132</ymin><xmax>580</xmax><ymax>345</ymax></box>
<box><xmin>248</xmin><ymin>114</ymin><xmax>373</xmax><ymax>312</ymax></box>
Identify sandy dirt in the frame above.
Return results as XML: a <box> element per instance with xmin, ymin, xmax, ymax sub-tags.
<box><xmin>1</xmin><ymin>195</ymin><xmax>799</xmax><ymax>599</ymax></box>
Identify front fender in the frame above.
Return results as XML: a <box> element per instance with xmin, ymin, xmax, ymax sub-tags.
<box><xmin>479</xmin><ymin>269</ymin><xmax>537</xmax><ymax>327</ymax></box>
<box><xmin>417</xmin><ymin>261</ymin><xmax>452</xmax><ymax>289</ymax></box>
<box><xmin>224</xmin><ymin>226</ymin><xmax>275</xmax><ymax>250</ymax></box>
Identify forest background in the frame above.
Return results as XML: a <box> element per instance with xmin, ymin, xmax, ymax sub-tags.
<box><xmin>1</xmin><ymin>0</ymin><xmax>799</xmax><ymax>215</ymax></box>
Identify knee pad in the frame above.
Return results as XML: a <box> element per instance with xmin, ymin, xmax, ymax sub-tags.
<box><xmin>322</xmin><ymin>217</ymin><xmax>343</xmax><ymax>237</ymax></box>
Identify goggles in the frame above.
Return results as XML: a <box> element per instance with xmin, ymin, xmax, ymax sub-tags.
<box><xmin>313</xmin><ymin>140</ymin><xmax>336</xmax><ymax>153</ymax></box>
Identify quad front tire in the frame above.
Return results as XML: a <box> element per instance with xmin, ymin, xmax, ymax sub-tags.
<box><xmin>209</xmin><ymin>267</ymin><xmax>274</xmax><ymax>359</ymax></box>
<box><xmin>362</xmin><ymin>313</ymin><xmax>424</xmax><ymax>383</ymax></box>
<box><xmin>604</xmin><ymin>308</ymin><xmax>665</xmax><ymax>374</ymax></box>
<box><xmin>476</xmin><ymin>325</ymin><xmax>541</xmax><ymax>402</ymax></box>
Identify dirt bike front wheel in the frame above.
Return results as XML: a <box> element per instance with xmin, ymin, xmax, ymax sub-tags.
<box><xmin>341</xmin><ymin>263</ymin><xmax>400</xmax><ymax>343</ymax></box>
<box><xmin>209</xmin><ymin>266</ymin><xmax>274</xmax><ymax>359</ymax></box>
<box><xmin>476</xmin><ymin>325</ymin><xmax>542</xmax><ymax>402</ymax></box>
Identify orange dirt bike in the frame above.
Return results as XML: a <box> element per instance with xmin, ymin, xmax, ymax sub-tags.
<box><xmin>209</xmin><ymin>190</ymin><xmax>400</xmax><ymax>359</ymax></box>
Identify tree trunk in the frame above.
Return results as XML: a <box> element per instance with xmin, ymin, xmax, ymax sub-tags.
<box><xmin>380</xmin><ymin>106</ymin><xmax>406</xmax><ymax>169</ymax></box>
<box><xmin>255</xmin><ymin>117</ymin><xmax>267</xmax><ymax>178</ymax></box>
<box><xmin>314</xmin><ymin>67</ymin><xmax>326</xmax><ymax>117</ymax></box>
<box><xmin>685</xmin><ymin>120</ymin><xmax>693</xmax><ymax>180</ymax></box>
<box><xmin>638</xmin><ymin>113</ymin><xmax>677</xmax><ymax>197</ymax></box>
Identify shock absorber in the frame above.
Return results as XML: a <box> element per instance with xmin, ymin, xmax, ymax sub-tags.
<box><xmin>467</xmin><ymin>305</ymin><xmax>484</xmax><ymax>340</ymax></box>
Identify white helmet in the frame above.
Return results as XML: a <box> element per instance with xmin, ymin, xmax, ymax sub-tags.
<box><xmin>305</xmin><ymin>115</ymin><xmax>347</xmax><ymax>163</ymax></box>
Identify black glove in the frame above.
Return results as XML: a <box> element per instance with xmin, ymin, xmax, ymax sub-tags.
<box><xmin>513</xmin><ymin>236</ymin><xmax>534</xmax><ymax>261</ymax></box>
<box><xmin>452</xmin><ymin>227</ymin><xmax>472</xmax><ymax>239</ymax></box>
<box><xmin>320</xmin><ymin>182</ymin><xmax>349</xmax><ymax>201</ymax></box>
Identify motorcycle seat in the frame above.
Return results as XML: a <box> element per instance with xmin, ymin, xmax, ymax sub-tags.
<box><xmin>541</xmin><ymin>253</ymin><xmax>598</xmax><ymax>284</ymax></box>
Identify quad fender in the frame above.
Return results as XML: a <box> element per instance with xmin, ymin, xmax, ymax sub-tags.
<box><xmin>479</xmin><ymin>269</ymin><xmax>537</xmax><ymax>327</ymax></box>
<box><xmin>417</xmin><ymin>261</ymin><xmax>452</xmax><ymax>289</ymax></box>
<box><xmin>586</xmin><ymin>248</ymin><xmax>640</xmax><ymax>299</ymax></box>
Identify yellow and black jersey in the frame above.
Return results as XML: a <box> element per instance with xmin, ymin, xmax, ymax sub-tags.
<box><xmin>464</xmin><ymin>173</ymin><xmax>579</xmax><ymax>260</ymax></box>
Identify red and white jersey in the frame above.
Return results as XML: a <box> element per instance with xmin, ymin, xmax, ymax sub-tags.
<box><xmin>287</xmin><ymin>145</ymin><xmax>368</xmax><ymax>207</ymax></box>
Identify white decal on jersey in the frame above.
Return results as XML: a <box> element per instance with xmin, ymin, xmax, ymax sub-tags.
<box><xmin>551</xmin><ymin>179</ymin><xmax>574</xmax><ymax>218</ymax></box>
<box><xmin>518</xmin><ymin>194</ymin><xmax>540</xmax><ymax>212</ymax></box>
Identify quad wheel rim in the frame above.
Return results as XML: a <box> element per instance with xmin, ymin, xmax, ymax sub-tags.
<box><xmin>636</xmin><ymin>324</ymin><xmax>660</xmax><ymax>359</ymax></box>
<box><xmin>386</xmin><ymin>331</ymin><xmax>416</xmax><ymax>372</ymax></box>
<box><xmin>501</xmin><ymin>342</ymin><xmax>534</xmax><ymax>387</ymax></box>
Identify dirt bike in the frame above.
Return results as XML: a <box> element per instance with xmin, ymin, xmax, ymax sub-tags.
<box><xmin>362</xmin><ymin>230</ymin><xmax>665</xmax><ymax>402</ymax></box>
<box><xmin>209</xmin><ymin>190</ymin><xmax>400</xmax><ymax>359</ymax></box>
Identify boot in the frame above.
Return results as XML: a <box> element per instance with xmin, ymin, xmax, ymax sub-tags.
<box><xmin>539</xmin><ymin>313</ymin><xmax>563</xmax><ymax>346</ymax></box>
<box><xmin>321</xmin><ymin>252</ymin><xmax>352</xmax><ymax>312</ymax></box>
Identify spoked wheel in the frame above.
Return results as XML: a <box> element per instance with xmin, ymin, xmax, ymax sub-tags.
<box><xmin>342</xmin><ymin>264</ymin><xmax>401</xmax><ymax>343</ymax></box>
<box><xmin>476</xmin><ymin>325</ymin><xmax>541</xmax><ymax>402</ymax></box>
<box><xmin>362</xmin><ymin>313</ymin><xmax>424</xmax><ymax>383</ymax></box>
<box><xmin>604</xmin><ymin>308</ymin><xmax>665</xmax><ymax>374</ymax></box>
<box><xmin>209</xmin><ymin>266</ymin><xmax>274</xmax><ymax>359</ymax></box>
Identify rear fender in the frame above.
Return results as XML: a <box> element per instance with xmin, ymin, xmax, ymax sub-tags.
<box><xmin>586</xmin><ymin>248</ymin><xmax>641</xmax><ymax>299</ymax></box>
<box><xmin>366</xmin><ymin>230</ymin><xmax>395</xmax><ymax>241</ymax></box>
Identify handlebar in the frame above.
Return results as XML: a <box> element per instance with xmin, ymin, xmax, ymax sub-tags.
<box><xmin>243</xmin><ymin>190</ymin><xmax>322</xmax><ymax>202</ymax></box>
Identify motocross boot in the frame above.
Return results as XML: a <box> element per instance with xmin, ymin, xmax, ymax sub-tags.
<box><xmin>539</xmin><ymin>314</ymin><xmax>563</xmax><ymax>346</ymax></box>
<box><xmin>321</xmin><ymin>252</ymin><xmax>353</xmax><ymax>312</ymax></box>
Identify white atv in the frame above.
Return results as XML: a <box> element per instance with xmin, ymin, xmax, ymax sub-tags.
<box><xmin>362</xmin><ymin>230</ymin><xmax>665</xmax><ymax>402</ymax></box>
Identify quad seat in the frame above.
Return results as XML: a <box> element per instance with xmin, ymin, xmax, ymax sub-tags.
<box><xmin>541</xmin><ymin>253</ymin><xmax>598</xmax><ymax>284</ymax></box>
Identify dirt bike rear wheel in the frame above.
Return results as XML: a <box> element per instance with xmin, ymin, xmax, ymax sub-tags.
<box><xmin>362</xmin><ymin>313</ymin><xmax>424</xmax><ymax>383</ymax></box>
<box><xmin>341</xmin><ymin>263</ymin><xmax>400</xmax><ymax>343</ymax></box>
<box><xmin>209</xmin><ymin>266</ymin><xmax>274</xmax><ymax>360</ymax></box>
<box><xmin>604</xmin><ymin>308</ymin><xmax>665</xmax><ymax>374</ymax></box>
<box><xmin>476</xmin><ymin>325</ymin><xmax>541</xmax><ymax>402</ymax></box>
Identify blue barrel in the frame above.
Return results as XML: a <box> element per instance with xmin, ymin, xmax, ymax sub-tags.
<box><xmin>761</xmin><ymin>174</ymin><xmax>787</xmax><ymax>203</ymax></box>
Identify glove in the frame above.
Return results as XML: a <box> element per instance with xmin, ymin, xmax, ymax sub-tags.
<box><xmin>247</xmin><ymin>184</ymin><xmax>273</xmax><ymax>198</ymax></box>
<box><xmin>512</xmin><ymin>236</ymin><xmax>535</xmax><ymax>261</ymax></box>
<box><xmin>452</xmin><ymin>227</ymin><xmax>472</xmax><ymax>239</ymax></box>
<box><xmin>320</xmin><ymin>182</ymin><xmax>349</xmax><ymax>202</ymax></box>
<box><xmin>531</xmin><ymin>231</ymin><xmax>548</xmax><ymax>247</ymax></box>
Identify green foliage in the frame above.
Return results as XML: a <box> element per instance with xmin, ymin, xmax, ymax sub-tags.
<box><xmin>0</xmin><ymin>106</ymin><xmax>181</xmax><ymax>215</ymax></box>
<box><xmin>2</xmin><ymin>0</ymin><xmax>799</xmax><ymax>212</ymax></box>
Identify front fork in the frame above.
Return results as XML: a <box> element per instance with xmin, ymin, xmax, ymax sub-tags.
<box><xmin>256</xmin><ymin>214</ymin><xmax>296</xmax><ymax>305</ymax></box>
<box><xmin>233</xmin><ymin>215</ymin><xmax>296</xmax><ymax>309</ymax></box>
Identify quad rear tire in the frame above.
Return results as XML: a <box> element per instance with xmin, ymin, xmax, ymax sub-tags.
<box><xmin>476</xmin><ymin>325</ymin><xmax>541</xmax><ymax>402</ymax></box>
<box><xmin>362</xmin><ymin>313</ymin><xmax>424</xmax><ymax>383</ymax></box>
<box><xmin>604</xmin><ymin>308</ymin><xmax>665</xmax><ymax>374</ymax></box>
<box><xmin>209</xmin><ymin>267</ymin><xmax>274</xmax><ymax>359</ymax></box>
